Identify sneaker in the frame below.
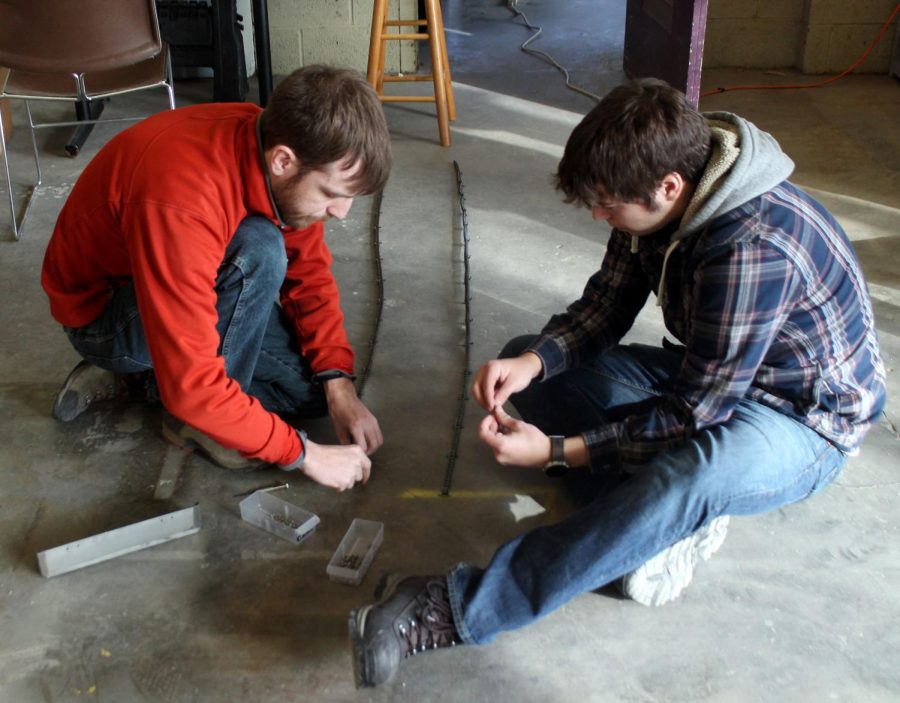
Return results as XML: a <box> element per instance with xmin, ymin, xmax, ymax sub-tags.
<box><xmin>161</xmin><ymin>412</ymin><xmax>263</xmax><ymax>471</ymax></box>
<box><xmin>52</xmin><ymin>361</ymin><xmax>123</xmax><ymax>422</ymax></box>
<box><xmin>621</xmin><ymin>515</ymin><xmax>730</xmax><ymax>607</ymax></box>
<box><xmin>349</xmin><ymin>574</ymin><xmax>460</xmax><ymax>688</ymax></box>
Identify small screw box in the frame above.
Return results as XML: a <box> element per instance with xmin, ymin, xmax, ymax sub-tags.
<box><xmin>239</xmin><ymin>491</ymin><xmax>320</xmax><ymax>545</ymax></box>
<box><xmin>327</xmin><ymin>519</ymin><xmax>384</xmax><ymax>585</ymax></box>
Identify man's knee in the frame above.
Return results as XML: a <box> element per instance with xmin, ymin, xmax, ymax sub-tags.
<box><xmin>499</xmin><ymin>334</ymin><xmax>538</xmax><ymax>360</ymax></box>
<box><xmin>228</xmin><ymin>216</ymin><xmax>288</xmax><ymax>283</ymax></box>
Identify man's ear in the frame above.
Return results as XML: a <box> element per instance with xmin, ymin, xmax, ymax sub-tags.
<box><xmin>659</xmin><ymin>171</ymin><xmax>686</xmax><ymax>203</ymax></box>
<box><xmin>267</xmin><ymin>145</ymin><xmax>300</xmax><ymax>179</ymax></box>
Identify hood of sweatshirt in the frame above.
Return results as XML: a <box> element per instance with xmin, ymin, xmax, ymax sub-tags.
<box><xmin>675</xmin><ymin>111</ymin><xmax>795</xmax><ymax>241</ymax></box>
<box><xmin>652</xmin><ymin>112</ymin><xmax>795</xmax><ymax>307</ymax></box>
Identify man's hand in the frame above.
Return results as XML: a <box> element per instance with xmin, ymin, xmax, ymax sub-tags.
<box><xmin>477</xmin><ymin>406</ymin><xmax>550</xmax><ymax>468</ymax></box>
<box><xmin>471</xmin><ymin>352</ymin><xmax>543</xmax><ymax>412</ymax></box>
<box><xmin>323</xmin><ymin>377</ymin><xmax>383</xmax><ymax>455</ymax></box>
<box><xmin>301</xmin><ymin>439</ymin><xmax>371</xmax><ymax>492</ymax></box>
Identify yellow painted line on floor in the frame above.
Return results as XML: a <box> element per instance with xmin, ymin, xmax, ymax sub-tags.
<box><xmin>400</xmin><ymin>487</ymin><xmax>553</xmax><ymax>499</ymax></box>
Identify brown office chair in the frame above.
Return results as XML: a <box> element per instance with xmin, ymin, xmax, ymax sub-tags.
<box><xmin>0</xmin><ymin>0</ymin><xmax>176</xmax><ymax>241</ymax></box>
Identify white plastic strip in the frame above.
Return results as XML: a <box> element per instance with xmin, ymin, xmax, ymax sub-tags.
<box><xmin>37</xmin><ymin>505</ymin><xmax>202</xmax><ymax>578</ymax></box>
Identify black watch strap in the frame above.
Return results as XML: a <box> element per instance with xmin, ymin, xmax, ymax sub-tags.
<box><xmin>543</xmin><ymin>435</ymin><xmax>569</xmax><ymax>477</ymax></box>
<box><xmin>313</xmin><ymin>369</ymin><xmax>356</xmax><ymax>383</ymax></box>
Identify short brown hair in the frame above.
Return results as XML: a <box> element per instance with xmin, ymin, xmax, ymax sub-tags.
<box><xmin>555</xmin><ymin>78</ymin><xmax>711</xmax><ymax>207</ymax></box>
<box><xmin>261</xmin><ymin>65</ymin><xmax>392</xmax><ymax>194</ymax></box>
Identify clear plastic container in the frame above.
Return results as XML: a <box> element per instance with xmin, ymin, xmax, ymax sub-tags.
<box><xmin>239</xmin><ymin>490</ymin><xmax>320</xmax><ymax>545</ymax></box>
<box><xmin>327</xmin><ymin>519</ymin><xmax>384</xmax><ymax>585</ymax></box>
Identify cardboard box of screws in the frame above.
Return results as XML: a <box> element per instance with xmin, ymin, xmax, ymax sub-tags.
<box><xmin>327</xmin><ymin>518</ymin><xmax>384</xmax><ymax>585</ymax></box>
<box><xmin>239</xmin><ymin>490</ymin><xmax>320</xmax><ymax>545</ymax></box>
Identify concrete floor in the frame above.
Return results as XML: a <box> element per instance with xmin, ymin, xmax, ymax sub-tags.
<box><xmin>1</xmin><ymin>1</ymin><xmax>899</xmax><ymax>701</ymax></box>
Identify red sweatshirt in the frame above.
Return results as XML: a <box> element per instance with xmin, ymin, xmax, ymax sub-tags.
<box><xmin>42</xmin><ymin>103</ymin><xmax>354</xmax><ymax>465</ymax></box>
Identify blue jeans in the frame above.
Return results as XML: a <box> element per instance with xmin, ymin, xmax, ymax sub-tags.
<box><xmin>447</xmin><ymin>335</ymin><xmax>846</xmax><ymax>644</ymax></box>
<box><xmin>63</xmin><ymin>217</ymin><xmax>327</xmax><ymax>416</ymax></box>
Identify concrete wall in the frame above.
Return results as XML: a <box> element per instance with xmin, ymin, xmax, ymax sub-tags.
<box><xmin>702</xmin><ymin>0</ymin><xmax>898</xmax><ymax>73</ymax></box>
<box><xmin>266</xmin><ymin>0</ymin><xmax>417</xmax><ymax>76</ymax></box>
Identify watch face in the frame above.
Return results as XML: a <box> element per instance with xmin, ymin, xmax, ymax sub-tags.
<box><xmin>543</xmin><ymin>462</ymin><xmax>569</xmax><ymax>478</ymax></box>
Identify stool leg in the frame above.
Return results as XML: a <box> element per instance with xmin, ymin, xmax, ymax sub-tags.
<box><xmin>377</xmin><ymin>30</ymin><xmax>387</xmax><ymax>94</ymax></box>
<box><xmin>433</xmin><ymin>0</ymin><xmax>456</xmax><ymax>122</ymax></box>
<box><xmin>367</xmin><ymin>0</ymin><xmax>388</xmax><ymax>95</ymax></box>
<box><xmin>423</xmin><ymin>0</ymin><xmax>450</xmax><ymax>146</ymax></box>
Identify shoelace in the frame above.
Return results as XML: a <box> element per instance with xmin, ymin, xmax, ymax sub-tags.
<box><xmin>398</xmin><ymin>579</ymin><xmax>459</xmax><ymax>656</ymax></box>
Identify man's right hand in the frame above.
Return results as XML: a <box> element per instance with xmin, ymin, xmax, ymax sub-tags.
<box><xmin>300</xmin><ymin>439</ymin><xmax>371</xmax><ymax>492</ymax></box>
<box><xmin>471</xmin><ymin>352</ymin><xmax>543</xmax><ymax>411</ymax></box>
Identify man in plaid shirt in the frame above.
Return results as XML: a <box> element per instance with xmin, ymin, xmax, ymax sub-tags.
<box><xmin>348</xmin><ymin>78</ymin><xmax>886</xmax><ymax>687</ymax></box>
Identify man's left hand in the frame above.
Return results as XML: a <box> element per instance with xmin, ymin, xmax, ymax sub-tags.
<box><xmin>324</xmin><ymin>377</ymin><xmax>383</xmax><ymax>455</ymax></box>
<box><xmin>477</xmin><ymin>406</ymin><xmax>550</xmax><ymax>468</ymax></box>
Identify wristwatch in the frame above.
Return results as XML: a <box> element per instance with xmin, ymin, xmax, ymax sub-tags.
<box><xmin>313</xmin><ymin>369</ymin><xmax>356</xmax><ymax>383</ymax></box>
<box><xmin>543</xmin><ymin>435</ymin><xmax>569</xmax><ymax>477</ymax></box>
<box><xmin>277</xmin><ymin>429</ymin><xmax>308</xmax><ymax>472</ymax></box>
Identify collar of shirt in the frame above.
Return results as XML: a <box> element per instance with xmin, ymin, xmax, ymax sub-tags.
<box><xmin>255</xmin><ymin>115</ymin><xmax>289</xmax><ymax>230</ymax></box>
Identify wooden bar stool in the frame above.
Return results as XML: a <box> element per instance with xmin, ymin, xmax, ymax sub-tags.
<box><xmin>367</xmin><ymin>0</ymin><xmax>456</xmax><ymax>147</ymax></box>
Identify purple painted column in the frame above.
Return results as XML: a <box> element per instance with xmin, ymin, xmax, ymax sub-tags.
<box><xmin>622</xmin><ymin>0</ymin><xmax>709</xmax><ymax>107</ymax></box>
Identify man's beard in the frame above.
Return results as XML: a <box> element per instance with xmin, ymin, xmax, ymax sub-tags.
<box><xmin>272</xmin><ymin>179</ymin><xmax>326</xmax><ymax>230</ymax></box>
<box><xmin>284</xmin><ymin>213</ymin><xmax>326</xmax><ymax>230</ymax></box>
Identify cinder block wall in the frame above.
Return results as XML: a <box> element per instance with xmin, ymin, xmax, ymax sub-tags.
<box><xmin>267</xmin><ymin>0</ymin><xmax>417</xmax><ymax>76</ymax></box>
<box><xmin>801</xmin><ymin>0</ymin><xmax>897</xmax><ymax>72</ymax></box>
<box><xmin>705</xmin><ymin>0</ymin><xmax>805</xmax><ymax>68</ymax></box>
<box><xmin>705</xmin><ymin>0</ymin><xmax>899</xmax><ymax>73</ymax></box>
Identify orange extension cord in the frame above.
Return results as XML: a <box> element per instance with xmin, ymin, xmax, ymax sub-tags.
<box><xmin>701</xmin><ymin>1</ymin><xmax>900</xmax><ymax>98</ymax></box>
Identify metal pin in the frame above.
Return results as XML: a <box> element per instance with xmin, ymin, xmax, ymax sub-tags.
<box><xmin>233</xmin><ymin>481</ymin><xmax>289</xmax><ymax>498</ymax></box>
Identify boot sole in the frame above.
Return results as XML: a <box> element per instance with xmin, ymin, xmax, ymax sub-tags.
<box><xmin>51</xmin><ymin>361</ymin><xmax>103</xmax><ymax>422</ymax></box>
<box><xmin>348</xmin><ymin>607</ymin><xmax>371</xmax><ymax>688</ymax></box>
<box><xmin>52</xmin><ymin>389</ymin><xmax>84</xmax><ymax>423</ymax></box>
<box><xmin>347</xmin><ymin>573</ymin><xmax>405</xmax><ymax>688</ymax></box>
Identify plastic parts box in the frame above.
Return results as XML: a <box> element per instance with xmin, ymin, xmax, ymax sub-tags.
<box><xmin>239</xmin><ymin>490</ymin><xmax>319</xmax><ymax>545</ymax></box>
<box><xmin>327</xmin><ymin>519</ymin><xmax>384</xmax><ymax>585</ymax></box>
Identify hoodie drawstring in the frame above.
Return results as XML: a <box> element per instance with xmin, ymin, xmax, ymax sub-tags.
<box><xmin>656</xmin><ymin>239</ymin><xmax>681</xmax><ymax>308</ymax></box>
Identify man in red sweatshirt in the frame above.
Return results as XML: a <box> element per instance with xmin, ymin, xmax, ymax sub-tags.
<box><xmin>41</xmin><ymin>65</ymin><xmax>392</xmax><ymax>491</ymax></box>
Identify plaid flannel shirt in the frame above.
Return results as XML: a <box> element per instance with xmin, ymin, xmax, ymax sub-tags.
<box><xmin>528</xmin><ymin>182</ymin><xmax>886</xmax><ymax>471</ymax></box>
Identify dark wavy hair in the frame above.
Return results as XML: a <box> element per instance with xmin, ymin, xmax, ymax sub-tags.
<box><xmin>555</xmin><ymin>78</ymin><xmax>711</xmax><ymax>207</ymax></box>
<box><xmin>260</xmin><ymin>65</ymin><xmax>392</xmax><ymax>194</ymax></box>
